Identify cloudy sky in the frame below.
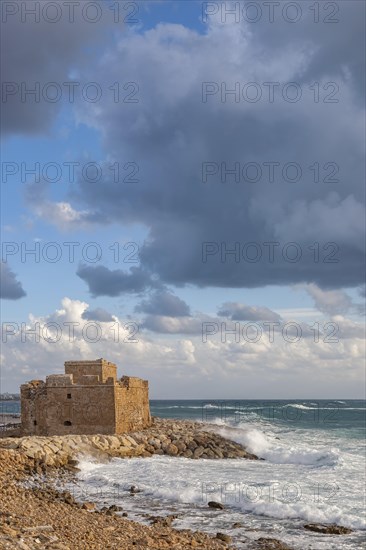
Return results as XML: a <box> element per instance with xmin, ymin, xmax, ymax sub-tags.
<box><xmin>1</xmin><ymin>0</ymin><xmax>365</xmax><ymax>398</ymax></box>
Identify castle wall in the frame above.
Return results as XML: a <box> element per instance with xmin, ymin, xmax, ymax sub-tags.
<box><xmin>20</xmin><ymin>360</ymin><xmax>151</xmax><ymax>436</ymax></box>
<box><xmin>44</xmin><ymin>384</ymin><xmax>116</xmax><ymax>435</ymax></box>
<box><xmin>114</xmin><ymin>377</ymin><xmax>151</xmax><ymax>433</ymax></box>
<box><xmin>21</xmin><ymin>381</ymin><xmax>47</xmax><ymax>436</ymax></box>
<box><xmin>64</xmin><ymin>359</ymin><xmax>117</xmax><ymax>384</ymax></box>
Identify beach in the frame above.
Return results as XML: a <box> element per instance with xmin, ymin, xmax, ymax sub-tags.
<box><xmin>1</xmin><ymin>417</ymin><xmax>289</xmax><ymax>550</ymax></box>
<box><xmin>0</xmin><ymin>400</ymin><xmax>365</xmax><ymax>549</ymax></box>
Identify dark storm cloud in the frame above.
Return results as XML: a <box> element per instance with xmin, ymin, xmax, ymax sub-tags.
<box><xmin>135</xmin><ymin>290</ymin><xmax>191</xmax><ymax>317</ymax></box>
<box><xmin>1</xmin><ymin>0</ymin><xmax>115</xmax><ymax>136</ymax></box>
<box><xmin>245</xmin><ymin>1</ymin><xmax>365</xmax><ymax>99</ymax></box>
<box><xmin>81</xmin><ymin>307</ymin><xmax>114</xmax><ymax>322</ymax></box>
<box><xmin>76</xmin><ymin>265</ymin><xmax>159</xmax><ymax>297</ymax></box>
<box><xmin>18</xmin><ymin>2</ymin><xmax>365</xmax><ymax>292</ymax></box>
<box><xmin>217</xmin><ymin>302</ymin><xmax>281</xmax><ymax>322</ymax></box>
<box><xmin>0</xmin><ymin>263</ymin><xmax>26</xmax><ymax>299</ymax></box>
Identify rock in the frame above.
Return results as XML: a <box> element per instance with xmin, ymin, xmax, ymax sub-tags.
<box><xmin>193</xmin><ymin>446</ymin><xmax>205</xmax><ymax>459</ymax></box>
<box><xmin>303</xmin><ymin>523</ymin><xmax>352</xmax><ymax>534</ymax></box>
<box><xmin>82</xmin><ymin>502</ymin><xmax>95</xmax><ymax>510</ymax></box>
<box><xmin>149</xmin><ymin>515</ymin><xmax>175</xmax><ymax>527</ymax></box>
<box><xmin>119</xmin><ymin>436</ymin><xmax>133</xmax><ymax>448</ymax></box>
<box><xmin>175</xmin><ymin>440</ymin><xmax>186</xmax><ymax>452</ymax></box>
<box><xmin>166</xmin><ymin>444</ymin><xmax>179</xmax><ymax>456</ymax></box>
<box><xmin>108</xmin><ymin>504</ymin><xmax>123</xmax><ymax>512</ymax></box>
<box><xmin>124</xmin><ymin>435</ymin><xmax>138</xmax><ymax>447</ymax></box>
<box><xmin>129</xmin><ymin>485</ymin><xmax>141</xmax><ymax>494</ymax></box>
<box><xmin>208</xmin><ymin>501</ymin><xmax>224</xmax><ymax>510</ymax></box>
<box><xmin>161</xmin><ymin>440</ymin><xmax>172</xmax><ymax>452</ymax></box>
<box><xmin>232</xmin><ymin>522</ymin><xmax>244</xmax><ymax>528</ymax></box>
<box><xmin>216</xmin><ymin>532</ymin><xmax>231</xmax><ymax>542</ymax></box>
<box><xmin>182</xmin><ymin>449</ymin><xmax>193</xmax><ymax>458</ymax></box>
<box><xmin>106</xmin><ymin>436</ymin><xmax>121</xmax><ymax>450</ymax></box>
<box><xmin>61</xmin><ymin>491</ymin><xmax>76</xmax><ymax>505</ymax></box>
<box><xmin>1</xmin><ymin>524</ymin><xmax>18</xmax><ymax>536</ymax></box>
<box><xmin>256</xmin><ymin>538</ymin><xmax>294</xmax><ymax>549</ymax></box>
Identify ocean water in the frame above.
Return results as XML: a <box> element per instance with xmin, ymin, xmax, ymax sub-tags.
<box><xmin>5</xmin><ymin>399</ymin><xmax>366</xmax><ymax>548</ymax></box>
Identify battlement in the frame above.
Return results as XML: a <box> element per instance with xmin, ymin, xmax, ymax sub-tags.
<box><xmin>119</xmin><ymin>376</ymin><xmax>149</xmax><ymax>389</ymax></box>
<box><xmin>64</xmin><ymin>358</ymin><xmax>117</xmax><ymax>384</ymax></box>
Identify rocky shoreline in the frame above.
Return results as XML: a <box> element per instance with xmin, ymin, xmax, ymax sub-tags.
<box><xmin>0</xmin><ymin>418</ymin><xmax>353</xmax><ymax>549</ymax></box>
<box><xmin>0</xmin><ymin>418</ymin><xmax>258</xmax><ymax>467</ymax></box>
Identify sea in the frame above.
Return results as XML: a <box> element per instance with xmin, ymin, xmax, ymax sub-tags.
<box><xmin>3</xmin><ymin>399</ymin><xmax>365</xmax><ymax>549</ymax></box>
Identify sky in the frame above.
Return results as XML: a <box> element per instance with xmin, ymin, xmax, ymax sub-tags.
<box><xmin>1</xmin><ymin>0</ymin><xmax>365</xmax><ymax>398</ymax></box>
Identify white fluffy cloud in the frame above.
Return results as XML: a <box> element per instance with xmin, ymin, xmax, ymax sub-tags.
<box><xmin>1</xmin><ymin>298</ymin><xmax>364</xmax><ymax>397</ymax></box>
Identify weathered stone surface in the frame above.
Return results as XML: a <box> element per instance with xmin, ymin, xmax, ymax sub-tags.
<box><xmin>208</xmin><ymin>501</ymin><xmax>224</xmax><ymax>510</ymax></box>
<box><xmin>216</xmin><ymin>532</ymin><xmax>231</xmax><ymax>542</ymax></box>
<box><xmin>193</xmin><ymin>445</ymin><xmax>205</xmax><ymax>459</ymax></box>
<box><xmin>82</xmin><ymin>502</ymin><xmax>96</xmax><ymax>511</ymax></box>
<box><xmin>166</xmin><ymin>444</ymin><xmax>179</xmax><ymax>456</ymax></box>
<box><xmin>21</xmin><ymin>359</ymin><xmax>151</xmax><ymax>437</ymax></box>
<box><xmin>303</xmin><ymin>523</ymin><xmax>352</xmax><ymax>534</ymax></box>
<box><xmin>256</xmin><ymin>537</ymin><xmax>294</xmax><ymax>549</ymax></box>
<box><xmin>0</xmin><ymin>418</ymin><xmax>258</xmax><ymax>467</ymax></box>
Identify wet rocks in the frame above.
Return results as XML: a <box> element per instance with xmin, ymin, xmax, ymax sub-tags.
<box><xmin>0</xmin><ymin>449</ymin><xmax>227</xmax><ymax>550</ymax></box>
<box><xmin>216</xmin><ymin>532</ymin><xmax>232</xmax><ymax>542</ymax></box>
<box><xmin>82</xmin><ymin>502</ymin><xmax>96</xmax><ymax>511</ymax></box>
<box><xmin>303</xmin><ymin>523</ymin><xmax>352</xmax><ymax>534</ymax></box>
<box><xmin>108</xmin><ymin>504</ymin><xmax>123</xmax><ymax>512</ymax></box>
<box><xmin>0</xmin><ymin>418</ymin><xmax>258</xmax><ymax>467</ymax></box>
<box><xmin>256</xmin><ymin>538</ymin><xmax>294</xmax><ymax>550</ymax></box>
<box><xmin>148</xmin><ymin>514</ymin><xmax>179</xmax><ymax>527</ymax></box>
<box><xmin>208</xmin><ymin>501</ymin><xmax>224</xmax><ymax>510</ymax></box>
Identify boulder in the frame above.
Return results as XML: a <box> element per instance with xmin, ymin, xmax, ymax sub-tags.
<box><xmin>216</xmin><ymin>532</ymin><xmax>231</xmax><ymax>543</ymax></box>
<box><xmin>166</xmin><ymin>444</ymin><xmax>179</xmax><ymax>456</ymax></box>
<box><xmin>256</xmin><ymin>538</ymin><xmax>294</xmax><ymax>549</ymax></box>
<box><xmin>208</xmin><ymin>501</ymin><xmax>224</xmax><ymax>510</ymax></box>
<box><xmin>193</xmin><ymin>446</ymin><xmax>205</xmax><ymax>459</ymax></box>
<box><xmin>304</xmin><ymin>524</ymin><xmax>352</xmax><ymax>534</ymax></box>
<box><xmin>82</xmin><ymin>502</ymin><xmax>96</xmax><ymax>511</ymax></box>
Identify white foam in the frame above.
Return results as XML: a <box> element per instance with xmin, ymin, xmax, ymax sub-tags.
<box><xmin>75</xmin><ymin>455</ymin><xmax>366</xmax><ymax>530</ymax></box>
<box><xmin>208</xmin><ymin>424</ymin><xmax>340</xmax><ymax>467</ymax></box>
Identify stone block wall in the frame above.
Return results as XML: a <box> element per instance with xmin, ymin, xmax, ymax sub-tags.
<box><xmin>64</xmin><ymin>358</ymin><xmax>117</xmax><ymax>384</ymax></box>
<box><xmin>115</xmin><ymin>377</ymin><xmax>151</xmax><ymax>433</ymax></box>
<box><xmin>20</xmin><ymin>359</ymin><xmax>151</xmax><ymax>436</ymax></box>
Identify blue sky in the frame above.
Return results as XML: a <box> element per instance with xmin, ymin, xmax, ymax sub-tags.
<box><xmin>1</xmin><ymin>1</ymin><xmax>365</xmax><ymax>397</ymax></box>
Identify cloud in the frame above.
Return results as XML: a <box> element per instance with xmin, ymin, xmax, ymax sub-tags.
<box><xmin>302</xmin><ymin>283</ymin><xmax>354</xmax><ymax>315</ymax></box>
<box><xmin>53</xmin><ymin>9</ymin><xmax>364</xmax><ymax>291</ymax></box>
<box><xmin>142</xmin><ymin>315</ymin><xmax>202</xmax><ymax>334</ymax></box>
<box><xmin>0</xmin><ymin>262</ymin><xmax>26</xmax><ymax>300</ymax></box>
<box><xmin>2</xmin><ymin>296</ymin><xmax>364</xmax><ymax>397</ymax></box>
<box><xmin>218</xmin><ymin>302</ymin><xmax>281</xmax><ymax>322</ymax></box>
<box><xmin>359</xmin><ymin>286</ymin><xmax>366</xmax><ymax>298</ymax></box>
<box><xmin>76</xmin><ymin>264</ymin><xmax>159</xmax><ymax>297</ymax></box>
<box><xmin>25</xmin><ymin>181</ymin><xmax>103</xmax><ymax>231</ymax></box>
<box><xmin>81</xmin><ymin>307</ymin><xmax>114</xmax><ymax>323</ymax></box>
<box><xmin>1</xmin><ymin>1</ymin><xmax>116</xmax><ymax>136</ymax></box>
<box><xmin>135</xmin><ymin>290</ymin><xmax>191</xmax><ymax>317</ymax></box>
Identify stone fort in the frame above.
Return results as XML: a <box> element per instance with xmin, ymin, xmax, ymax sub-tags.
<box><xmin>21</xmin><ymin>359</ymin><xmax>151</xmax><ymax>436</ymax></box>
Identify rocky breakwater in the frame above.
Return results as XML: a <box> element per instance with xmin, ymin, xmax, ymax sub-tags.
<box><xmin>0</xmin><ymin>418</ymin><xmax>258</xmax><ymax>467</ymax></box>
